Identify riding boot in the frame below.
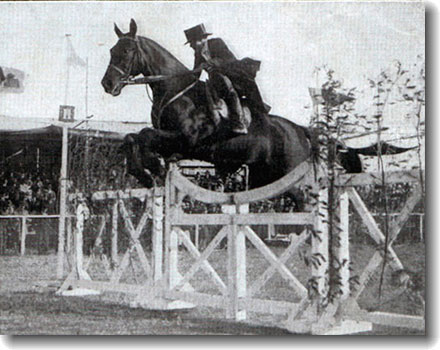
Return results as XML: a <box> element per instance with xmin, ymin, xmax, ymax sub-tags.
<box><xmin>219</xmin><ymin>75</ymin><xmax>247</xmax><ymax>134</ymax></box>
<box><xmin>205</xmin><ymin>82</ymin><xmax>223</xmax><ymax>126</ymax></box>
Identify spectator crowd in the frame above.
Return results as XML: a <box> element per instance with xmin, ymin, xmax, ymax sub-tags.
<box><xmin>0</xmin><ymin>170</ymin><xmax>58</xmax><ymax>215</ymax></box>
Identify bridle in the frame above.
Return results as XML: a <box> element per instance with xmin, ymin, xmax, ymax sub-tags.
<box><xmin>108</xmin><ymin>35</ymin><xmax>200</xmax><ymax>127</ymax></box>
<box><xmin>109</xmin><ymin>36</ymin><xmax>140</xmax><ymax>79</ymax></box>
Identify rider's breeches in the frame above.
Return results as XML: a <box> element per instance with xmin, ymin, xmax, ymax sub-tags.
<box><xmin>209</xmin><ymin>72</ymin><xmax>245</xmax><ymax>126</ymax></box>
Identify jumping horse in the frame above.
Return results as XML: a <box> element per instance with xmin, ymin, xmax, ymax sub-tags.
<box><xmin>101</xmin><ymin>19</ymin><xmax>412</xmax><ymax>209</ymax></box>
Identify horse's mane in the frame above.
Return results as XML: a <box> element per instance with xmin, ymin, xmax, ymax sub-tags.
<box><xmin>137</xmin><ymin>36</ymin><xmax>189</xmax><ymax>76</ymax></box>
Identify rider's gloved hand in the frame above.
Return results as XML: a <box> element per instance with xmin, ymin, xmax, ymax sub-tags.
<box><xmin>202</xmin><ymin>59</ymin><xmax>221</xmax><ymax>73</ymax></box>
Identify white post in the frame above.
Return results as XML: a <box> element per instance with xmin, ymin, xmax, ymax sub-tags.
<box><xmin>75</xmin><ymin>202</ymin><xmax>90</xmax><ymax>281</ymax></box>
<box><xmin>66</xmin><ymin>216</ymin><xmax>72</xmax><ymax>254</ymax></box>
<box><xmin>312</xmin><ymin>189</ymin><xmax>329</xmax><ymax>298</ymax></box>
<box><xmin>57</xmin><ymin>125</ymin><xmax>68</xmax><ymax>279</ymax></box>
<box><xmin>268</xmin><ymin>224</ymin><xmax>275</xmax><ymax>240</ymax></box>
<box><xmin>337</xmin><ymin>191</ymin><xmax>350</xmax><ymax>299</ymax></box>
<box><xmin>169</xmin><ymin>228</ymin><xmax>179</xmax><ymax>289</ymax></box>
<box><xmin>152</xmin><ymin>188</ymin><xmax>163</xmax><ymax>282</ymax></box>
<box><xmin>111</xmin><ymin>201</ymin><xmax>119</xmax><ymax>265</ymax></box>
<box><xmin>195</xmin><ymin>225</ymin><xmax>200</xmax><ymax>250</ymax></box>
<box><xmin>75</xmin><ymin>206</ymin><xmax>84</xmax><ymax>275</ymax></box>
<box><xmin>20</xmin><ymin>217</ymin><xmax>27</xmax><ymax>256</ymax></box>
<box><xmin>225</xmin><ymin>204</ymin><xmax>247</xmax><ymax>321</ymax></box>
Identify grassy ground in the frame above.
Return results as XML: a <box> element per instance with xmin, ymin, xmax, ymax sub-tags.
<box><xmin>0</xmin><ymin>242</ymin><xmax>425</xmax><ymax>335</ymax></box>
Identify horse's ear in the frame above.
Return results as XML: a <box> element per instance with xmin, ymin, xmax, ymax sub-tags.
<box><xmin>129</xmin><ymin>19</ymin><xmax>137</xmax><ymax>38</ymax></box>
<box><xmin>114</xmin><ymin>23</ymin><xmax>123</xmax><ymax>38</ymax></box>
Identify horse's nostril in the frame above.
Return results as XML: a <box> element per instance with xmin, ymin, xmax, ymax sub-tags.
<box><xmin>101</xmin><ymin>78</ymin><xmax>112</xmax><ymax>91</ymax></box>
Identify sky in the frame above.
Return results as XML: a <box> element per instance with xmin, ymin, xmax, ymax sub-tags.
<box><xmin>0</xmin><ymin>1</ymin><xmax>424</xmax><ymax>148</ymax></box>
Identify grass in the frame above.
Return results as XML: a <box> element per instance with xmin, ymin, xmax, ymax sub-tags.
<box><xmin>0</xmin><ymin>241</ymin><xmax>425</xmax><ymax>335</ymax></box>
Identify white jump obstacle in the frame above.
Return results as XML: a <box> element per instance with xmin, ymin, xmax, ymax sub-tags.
<box><xmin>57</xmin><ymin>160</ymin><xmax>424</xmax><ymax>334</ymax></box>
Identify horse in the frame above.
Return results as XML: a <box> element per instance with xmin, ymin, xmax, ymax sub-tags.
<box><xmin>101</xmin><ymin>19</ymin><xmax>413</xmax><ymax>210</ymax></box>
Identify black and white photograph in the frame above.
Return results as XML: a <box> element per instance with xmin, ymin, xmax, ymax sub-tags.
<box><xmin>0</xmin><ymin>1</ymin><xmax>425</xmax><ymax>336</ymax></box>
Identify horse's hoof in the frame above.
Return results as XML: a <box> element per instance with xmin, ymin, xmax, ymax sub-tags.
<box><xmin>137</xmin><ymin>171</ymin><xmax>155</xmax><ymax>188</ymax></box>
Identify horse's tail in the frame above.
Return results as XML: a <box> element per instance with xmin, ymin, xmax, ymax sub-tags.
<box><xmin>349</xmin><ymin>141</ymin><xmax>417</xmax><ymax>156</ymax></box>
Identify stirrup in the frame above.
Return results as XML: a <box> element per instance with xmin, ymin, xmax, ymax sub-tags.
<box><xmin>232</xmin><ymin>125</ymin><xmax>248</xmax><ymax>134</ymax></box>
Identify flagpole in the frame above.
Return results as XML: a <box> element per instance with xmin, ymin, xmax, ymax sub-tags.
<box><xmin>313</xmin><ymin>67</ymin><xmax>320</xmax><ymax>124</ymax></box>
<box><xmin>84</xmin><ymin>57</ymin><xmax>90</xmax><ymax>189</ymax></box>
<box><xmin>64</xmin><ymin>34</ymin><xmax>71</xmax><ymax>105</ymax></box>
<box><xmin>85</xmin><ymin>57</ymin><xmax>89</xmax><ymax>119</ymax></box>
<box><xmin>57</xmin><ymin>33</ymin><xmax>71</xmax><ymax>278</ymax></box>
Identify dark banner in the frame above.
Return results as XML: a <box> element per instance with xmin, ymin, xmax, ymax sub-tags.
<box><xmin>0</xmin><ymin>66</ymin><xmax>25</xmax><ymax>93</ymax></box>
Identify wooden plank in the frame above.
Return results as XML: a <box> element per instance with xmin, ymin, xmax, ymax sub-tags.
<box><xmin>389</xmin><ymin>185</ymin><xmax>422</xmax><ymax>244</ymax></box>
<box><xmin>0</xmin><ymin>214</ymin><xmax>62</xmax><ymax>219</ymax></box>
<box><xmin>111</xmin><ymin>201</ymin><xmax>119</xmax><ymax>265</ymax></box>
<box><xmin>74</xmin><ymin>204</ymin><xmax>91</xmax><ymax>281</ymax></box>
<box><xmin>66</xmin><ymin>217</ymin><xmax>72</xmax><ymax>254</ymax></box>
<box><xmin>168</xmin><ymin>228</ymin><xmax>179</xmax><ymax>289</ymax></box>
<box><xmin>110</xmin><ymin>246</ymin><xmax>133</xmax><ymax>283</ymax></box>
<box><xmin>177</xmin><ymin>228</ymin><xmax>227</xmax><ymax>295</ymax></box>
<box><xmin>163</xmin><ymin>170</ymin><xmax>173</xmax><ymax>291</ymax></box>
<box><xmin>170</xmin><ymin>160</ymin><xmax>312</xmax><ymax>204</ymax></box>
<box><xmin>173</xmin><ymin>212</ymin><xmax>314</xmax><ymax>226</ymax></box>
<box><xmin>227</xmin><ymin>224</ymin><xmax>237</xmax><ymax>319</ymax></box>
<box><xmin>167</xmin><ymin>228</ymin><xmax>194</xmax><ymax>292</ymax></box>
<box><xmin>173</xmin><ymin>213</ymin><xmax>231</xmax><ymax>225</ymax></box>
<box><xmin>233</xmin><ymin>213</ymin><xmax>313</xmax><ymax>225</ymax></box>
<box><xmin>110</xmin><ymin>201</ymin><xmax>151</xmax><ymax>283</ymax></box>
<box><xmin>20</xmin><ymin>217</ymin><xmax>27</xmax><ymax>256</ymax></box>
<box><xmin>337</xmin><ymin>169</ymin><xmax>422</xmax><ymax>187</ymax></box>
<box><xmin>249</xmin><ymin>230</ymin><xmax>309</xmax><ymax>297</ymax></box>
<box><xmin>243</xmin><ymin>226</ymin><xmax>308</xmax><ymax>298</ymax></box>
<box><xmin>171</xmin><ymin>226</ymin><xmax>228</xmax><ymax>292</ymax></box>
<box><xmin>195</xmin><ymin>225</ymin><xmax>200</xmax><ymax>249</ymax></box>
<box><xmin>84</xmin><ymin>215</ymin><xmax>107</xmax><ymax>270</ymax></box>
<box><xmin>236</xmin><ymin>224</ymin><xmax>247</xmax><ymax>319</ymax></box>
<box><xmin>347</xmin><ymin>188</ymin><xmax>404</xmax><ymax>272</ymax></box>
<box><xmin>164</xmin><ymin>290</ymin><xmax>226</xmax><ymax>309</ymax></box>
<box><xmin>337</xmin><ymin>191</ymin><xmax>350</xmax><ymax>299</ymax></box>
<box><xmin>152</xmin><ymin>190</ymin><xmax>163</xmax><ymax>282</ymax></box>
<box><xmin>118</xmin><ymin>201</ymin><xmax>152</xmax><ymax>279</ymax></box>
<box><xmin>351</xmin><ymin>251</ymin><xmax>383</xmax><ymax>301</ymax></box>
<box><xmin>71</xmin><ymin>279</ymin><xmax>145</xmax><ymax>295</ymax></box>
<box><xmin>164</xmin><ymin>290</ymin><xmax>302</xmax><ymax>316</ymax></box>
<box><xmin>92</xmin><ymin>188</ymin><xmax>160</xmax><ymax>201</ymax></box>
<box><xmin>268</xmin><ymin>224</ymin><xmax>275</xmax><ymax>240</ymax></box>
<box><xmin>240</xmin><ymin>298</ymin><xmax>302</xmax><ymax>316</ymax></box>
<box><xmin>225</xmin><ymin>217</ymin><xmax>247</xmax><ymax>321</ymax></box>
<box><xmin>312</xmin><ymin>189</ymin><xmax>329</xmax><ymax>297</ymax></box>
<box><xmin>357</xmin><ymin>311</ymin><xmax>425</xmax><ymax>331</ymax></box>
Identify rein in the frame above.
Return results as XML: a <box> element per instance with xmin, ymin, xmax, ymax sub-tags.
<box><xmin>112</xmin><ymin>36</ymin><xmax>202</xmax><ymax>127</ymax></box>
<box><xmin>121</xmin><ymin>67</ymin><xmax>203</xmax><ymax>85</ymax></box>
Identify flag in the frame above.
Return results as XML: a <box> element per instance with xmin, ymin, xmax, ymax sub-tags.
<box><xmin>0</xmin><ymin>66</ymin><xmax>25</xmax><ymax>93</ymax></box>
<box><xmin>309</xmin><ymin>87</ymin><xmax>355</xmax><ymax>107</ymax></box>
<box><xmin>309</xmin><ymin>88</ymin><xmax>325</xmax><ymax>106</ymax></box>
<box><xmin>66</xmin><ymin>36</ymin><xmax>86</xmax><ymax>67</ymax></box>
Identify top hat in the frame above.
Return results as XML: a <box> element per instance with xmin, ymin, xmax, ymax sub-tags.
<box><xmin>184</xmin><ymin>24</ymin><xmax>212</xmax><ymax>44</ymax></box>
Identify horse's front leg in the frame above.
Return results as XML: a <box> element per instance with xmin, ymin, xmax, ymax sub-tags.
<box><xmin>125</xmin><ymin>128</ymin><xmax>188</xmax><ymax>187</ymax></box>
<box><xmin>123</xmin><ymin>133</ymin><xmax>156</xmax><ymax>188</ymax></box>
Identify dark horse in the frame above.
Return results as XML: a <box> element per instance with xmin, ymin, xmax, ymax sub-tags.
<box><xmin>101</xmin><ymin>20</ymin><xmax>412</xmax><ymax>209</ymax></box>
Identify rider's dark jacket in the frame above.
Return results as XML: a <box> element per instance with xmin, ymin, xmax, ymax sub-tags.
<box><xmin>193</xmin><ymin>38</ymin><xmax>270</xmax><ymax>114</ymax></box>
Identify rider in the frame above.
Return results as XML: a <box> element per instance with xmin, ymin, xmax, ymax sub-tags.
<box><xmin>184</xmin><ymin>24</ymin><xmax>270</xmax><ymax>135</ymax></box>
